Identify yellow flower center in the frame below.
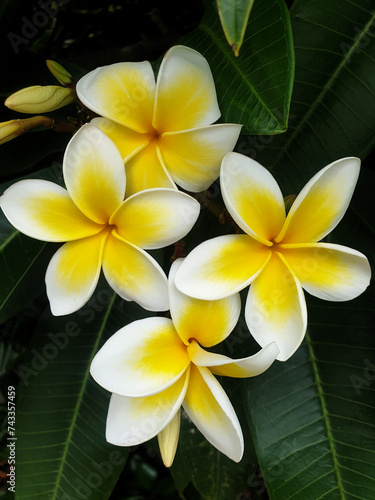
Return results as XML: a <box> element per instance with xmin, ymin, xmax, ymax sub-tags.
<box><xmin>186</xmin><ymin>339</ymin><xmax>202</xmax><ymax>365</ymax></box>
<box><xmin>268</xmin><ymin>240</ymin><xmax>280</xmax><ymax>251</ymax></box>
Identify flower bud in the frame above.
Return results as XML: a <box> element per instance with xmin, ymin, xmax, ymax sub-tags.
<box><xmin>46</xmin><ymin>60</ymin><xmax>74</xmax><ymax>86</ymax></box>
<box><xmin>157</xmin><ymin>410</ymin><xmax>181</xmax><ymax>467</ymax></box>
<box><xmin>0</xmin><ymin>116</ymin><xmax>56</xmax><ymax>145</ymax></box>
<box><xmin>5</xmin><ymin>85</ymin><xmax>75</xmax><ymax>114</ymax></box>
<box><xmin>0</xmin><ymin>120</ymin><xmax>25</xmax><ymax>145</ymax></box>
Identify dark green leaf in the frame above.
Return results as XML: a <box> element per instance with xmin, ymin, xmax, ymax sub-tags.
<box><xmin>182</xmin><ymin>0</ymin><xmax>294</xmax><ymax>134</ymax></box>
<box><xmin>15</xmin><ymin>283</ymin><xmax>150</xmax><ymax>499</ymax></box>
<box><xmin>217</xmin><ymin>0</ymin><xmax>255</xmax><ymax>56</ymax></box>
<box><xmin>0</xmin><ymin>214</ymin><xmax>47</xmax><ymax>323</ymax></box>
<box><xmin>244</xmin><ymin>283</ymin><xmax>375</xmax><ymax>499</ymax></box>
<box><xmin>241</xmin><ymin>3</ymin><xmax>375</xmax><ymax>495</ymax></box>
<box><xmin>245</xmin><ymin>0</ymin><xmax>375</xmax><ymax>186</ymax></box>
<box><xmin>243</xmin><ymin>126</ymin><xmax>375</xmax><ymax>498</ymax></box>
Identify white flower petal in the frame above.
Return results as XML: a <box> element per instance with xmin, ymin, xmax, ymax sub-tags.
<box><xmin>187</xmin><ymin>340</ymin><xmax>279</xmax><ymax>378</ymax></box>
<box><xmin>276</xmin><ymin>157</ymin><xmax>361</xmax><ymax>243</ymax></box>
<box><xmin>76</xmin><ymin>61</ymin><xmax>156</xmax><ymax>133</ymax></box>
<box><xmin>111</xmin><ymin>189</ymin><xmax>200</xmax><ymax>250</ymax></box>
<box><xmin>102</xmin><ymin>232</ymin><xmax>169</xmax><ymax>312</ymax></box>
<box><xmin>280</xmin><ymin>243</ymin><xmax>371</xmax><ymax>301</ymax></box>
<box><xmin>63</xmin><ymin>124</ymin><xmax>125</xmax><ymax>224</ymax></box>
<box><xmin>106</xmin><ymin>373</ymin><xmax>188</xmax><ymax>447</ymax></box>
<box><xmin>221</xmin><ymin>152</ymin><xmax>285</xmax><ymax>245</ymax></box>
<box><xmin>153</xmin><ymin>45</ymin><xmax>220</xmax><ymax>131</ymax></box>
<box><xmin>183</xmin><ymin>365</ymin><xmax>244</xmax><ymax>462</ymax></box>
<box><xmin>160</xmin><ymin>124</ymin><xmax>242</xmax><ymax>192</ymax></box>
<box><xmin>175</xmin><ymin>234</ymin><xmax>271</xmax><ymax>300</ymax></box>
<box><xmin>46</xmin><ymin>230</ymin><xmax>108</xmax><ymax>316</ymax></box>
<box><xmin>245</xmin><ymin>252</ymin><xmax>307</xmax><ymax>362</ymax></box>
<box><xmin>90</xmin><ymin>316</ymin><xmax>190</xmax><ymax>397</ymax></box>
<box><xmin>169</xmin><ymin>259</ymin><xmax>241</xmax><ymax>347</ymax></box>
<box><xmin>0</xmin><ymin>180</ymin><xmax>102</xmax><ymax>242</ymax></box>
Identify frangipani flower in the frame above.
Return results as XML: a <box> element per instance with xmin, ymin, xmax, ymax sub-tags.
<box><xmin>90</xmin><ymin>259</ymin><xmax>279</xmax><ymax>465</ymax></box>
<box><xmin>76</xmin><ymin>45</ymin><xmax>242</xmax><ymax>196</ymax></box>
<box><xmin>0</xmin><ymin>124</ymin><xmax>200</xmax><ymax>316</ymax></box>
<box><xmin>175</xmin><ymin>153</ymin><xmax>371</xmax><ymax>361</ymax></box>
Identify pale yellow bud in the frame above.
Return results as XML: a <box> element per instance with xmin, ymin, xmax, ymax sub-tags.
<box><xmin>5</xmin><ymin>85</ymin><xmax>75</xmax><ymax>114</ymax></box>
<box><xmin>46</xmin><ymin>60</ymin><xmax>74</xmax><ymax>86</ymax></box>
<box><xmin>0</xmin><ymin>116</ymin><xmax>57</xmax><ymax>145</ymax></box>
<box><xmin>157</xmin><ymin>410</ymin><xmax>181</xmax><ymax>467</ymax></box>
<box><xmin>0</xmin><ymin>120</ymin><xmax>25</xmax><ymax>145</ymax></box>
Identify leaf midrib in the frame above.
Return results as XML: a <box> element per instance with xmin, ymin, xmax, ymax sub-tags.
<box><xmin>199</xmin><ymin>2</ymin><xmax>289</xmax><ymax>130</ymax></box>
<box><xmin>305</xmin><ymin>331</ymin><xmax>345</xmax><ymax>496</ymax></box>
<box><xmin>0</xmin><ymin>231</ymin><xmax>46</xmax><ymax>312</ymax></box>
<box><xmin>269</xmin><ymin>6</ymin><xmax>375</xmax><ymax>170</ymax></box>
<box><xmin>50</xmin><ymin>292</ymin><xmax>117</xmax><ymax>500</ymax></box>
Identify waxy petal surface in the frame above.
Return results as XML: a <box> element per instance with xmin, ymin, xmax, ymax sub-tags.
<box><xmin>0</xmin><ymin>179</ymin><xmax>102</xmax><ymax>242</ymax></box>
<box><xmin>106</xmin><ymin>372</ymin><xmax>188</xmax><ymax>447</ymax></box>
<box><xmin>153</xmin><ymin>46</ymin><xmax>220</xmax><ymax>132</ymax></box>
<box><xmin>63</xmin><ymin>124</ymin><xmax>126</xmax><ymax>224</ymax></box>
<box><xmin>245</xmin><ymin>252</ymin><xmax>307</xmax><ymax>361</ymax></box>
<box><xmin>124</xmin><ymin>142</ymin><xmax>176</xmax><ymax>197</ymax></box>
<box><xmin>183</xmin><ymin>365</ymin><xmax>243</xmax><ymax>462</ymax></box>
<box><xmin>112</xmin><ymin>189</ymin><xmax>200</xmax><ymax>250</ymax></box>
<box><xmin>90</xmin><ymin>316</ymin><xmax>190</xmax><ymax>397</ymax></box>
<box><xmin>102</xmin><ymin>231</ymin><xmax>169</xmax><ymax>311</ymax></box>
<box><xmin>221</xmin><ymin>153</ymin><xmax>285</xmax><ymax>245</ymax></box>
<box><xmin>175</xmin><ymin>234</ymin><xmax>271</xmax><ymax>300</ymax></box>
<box><xmin>188</xmin><ymin>340</ymin><xmax>279</xmax><ymax>378</ymax></box>
<box><xmin>45</xmin><ymin>230</ymin><xmax>108</xmax><ymax>315</ymax></box>
<box><xmin>280</xmin><ymin>243</ymin><xmax>371</xmax><ymax>301</ymax></box>
<box><xmin>91</xmin><ymin>117</ymin><xmax>150</xmax><ymax>161</ymax></box>
<box><xmin>160</xmin><ymin>124</ymin><xmax>242</xmax><ymax>192</ymax></box>
<box><xmin>169</xmin><ymin>259</ymin><xmax>241</xmax><ymax>347</ymax></box>
<box><xmin>276</xmin><ymin>157</ymin><xmax>361</xmax><ymax>243</ymax></box>
<box><xmin>76</xmin><ymin>61</ymin><xmax>156</xmax><ymax>133</ymax></box>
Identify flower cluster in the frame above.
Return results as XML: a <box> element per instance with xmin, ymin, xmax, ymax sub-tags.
<box><xmin>0</xmin><ymin>45</ymin><xmax>371</xmax><ymax>465</ymax></box>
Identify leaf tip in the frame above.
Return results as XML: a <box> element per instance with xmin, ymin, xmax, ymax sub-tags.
<box><xmin>232</xmin><ymin>43</ymin><xmax>240</xmax><ymax>57</ymax></box>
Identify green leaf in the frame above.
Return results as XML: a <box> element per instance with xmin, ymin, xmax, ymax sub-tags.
<box><xmin>181</xmin><ymin>0</ymin><xmax>294</xmax><ymax>134</ymax></box>
<box><xmin>0</xmin><ymin>129</ymin><xmax>70</xmax><ymax>180</ymax></box>
<box><xmin>246</xmin><ymin>0</ymin><xmax>375</xmax><ymax>185</ymax></box>
<box><xmin>240</xmin><ymin>3</ymin><xmax>375</xmax><ymax>495</ymax></box>
<box><xmin>217</xmin><ymin>0</ymin><xmax>255</xmax><ymax>56</ymax></box>
<box><xmin>14</xmin><ymin>283</ymin><xmax>151</xmax><ymax>499</ymax></box>
<box><xmin>244</xmin><ymin>286</ymin><xmax>375</xmax><ymax>498</ymax></box>
<box><xmin>0</xmin><ymin>214</ymin><xmax>47</xmax><ymax>323</ymax></box>
<box><xmin>242</xmin><ymin>82</ymin><xmax>375</xmax><ymax>500</ymax></box>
